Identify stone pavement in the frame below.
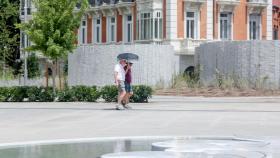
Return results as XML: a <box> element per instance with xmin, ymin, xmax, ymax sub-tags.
<box><xmin>0</xmin><ymin>96</ymin><xmax>280</xmax><ymax>144</ymax></box>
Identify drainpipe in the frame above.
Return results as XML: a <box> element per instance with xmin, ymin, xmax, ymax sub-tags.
<box><xmin>213</xmin><ymin>0</ymin><xmax>215</xmax><ymax>39</ymax></box>
<box><xmin>23</xmin><ymin>0</ymin><xmax>28</xmax><ymax>85</ymax></box>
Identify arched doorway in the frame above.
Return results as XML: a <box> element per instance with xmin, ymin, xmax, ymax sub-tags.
<box><xmin>184</xmin><ymin>66</ymin><xmax>195</xmax><ymax>78</ymax></box>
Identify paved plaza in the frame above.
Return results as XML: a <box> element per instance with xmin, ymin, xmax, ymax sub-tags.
<box><xmin>0</xmin><ymin>96</ymin><xmax>280</xmax><ymax>144</ymax></box>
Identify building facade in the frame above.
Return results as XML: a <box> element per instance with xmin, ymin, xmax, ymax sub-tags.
<box><xmin>71</xmin><ymin>0</ymin><xmax>273</xmax><ymax>73</ymax></box>
<box><xmin>20</xmin><ymin>0</ymin><xmax>276</xmax><ymax>85</ymax></box>
<box><xmin>76</xmin><ymin>0</ymin><xmax>273</xmax><ymax>47</ymax></box>
<box><xmin>273</xmin><ymin>0</ymin><xmax>280</xmax><ymax>39</ymax></box>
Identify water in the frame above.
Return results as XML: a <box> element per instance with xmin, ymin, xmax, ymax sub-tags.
<box><xmin>151</xmin><ymin>137</ymin><xmax>269</xmax><ymax>151</ymax></box>
<box><xmin>0</xmin><ymin>136</ymin><xmax>278</xmax><ymax>158</ymax></box>
<box><xmin>101</xmin><ymin>151</ymin><xmax>265</xmax><ymax>158</ymax></box>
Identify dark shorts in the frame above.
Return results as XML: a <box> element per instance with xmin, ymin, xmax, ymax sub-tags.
<box><xmin>125</xmin><ymin>82</ymin><xmax>133</xmax><ymax>93</ymax></box>
<box><xmin>118</xmin><ymin>81</ymin><xmax>126</xmax><ymax>93</ymax></box>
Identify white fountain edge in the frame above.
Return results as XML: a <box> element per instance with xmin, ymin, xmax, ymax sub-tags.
<box><xmin>0</xmin><ymin>135</ymin><xmax>267</xmax><ymax>150</ymax></box>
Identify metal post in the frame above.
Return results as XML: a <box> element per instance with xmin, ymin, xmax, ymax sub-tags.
<box><xmin>23</xmin><ymin>0</ymin><xmax>28</xmax><ymax>85</ymax></box>
<box><xmin>2</xmin><ymin>48</ymin><xmax>5</xmax><ymax>79</ymax></box>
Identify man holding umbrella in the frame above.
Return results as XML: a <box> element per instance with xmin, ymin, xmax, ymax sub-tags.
<box><xmin>115</xmin><ymin>53</ymin><xmax>139</xmax><ymax>110</ymax></box>
<box><xmin>114</xmin><ymin>59</ymin><xmax>127</xmax><ymax>110</ymax></box>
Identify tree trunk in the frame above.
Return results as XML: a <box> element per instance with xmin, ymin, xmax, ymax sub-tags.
<box><xmin>45</xmin><ymin>62</ymin><xmax>48</xmax><ymax>87</ymax></box>
<box><xmin>58</xmin><ymin>60</ymin><xmax>62</xmax><ymax>90</ymax></box>
<box><xmin>52</xmin><ymin>60</ymin><xmax>56</xmax><ymax>95</ymax></box>
<box><xmin>2</xmin><ymin>62</ymin><xmax>4</xmax><ymax>79</ymax></box>
<box><xmin>3</xmin><ymin>52</ymin><xmax>5</xmax><ymax>79</ymax></box>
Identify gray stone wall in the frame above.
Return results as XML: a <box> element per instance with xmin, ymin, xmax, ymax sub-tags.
<box><xmin>0</xmin><ymin>78</ymin><xmax>46</xmax><ymax>87</ymax></box>
<box><xmin>196</xmin><ymin>41</ymin><xmax>280</xmax><ymax>89</ymax></box>
<box><xmin>68</xmin><ymin>44</ymin><xmax>179</xmax><ymax>87</ymax></box>
<box><xmin>179</xmin><ymin>55</ymin><xmax>194</xmax><ymax>73</ymax></box>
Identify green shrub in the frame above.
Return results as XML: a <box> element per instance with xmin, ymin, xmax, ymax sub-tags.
<box><xmin>37</xmin><ymin>87</ymin><xmax>55</xmax><ymax>102</ymax></box>
<box><xmin>0</xmin><ymin>87</ymin><xmax>9</xmax><ymax>102</ymax></box>
<box><xmin>57</xmin><ymin>88</ymin><xmax>76</xmax><ymax>102</ymax></box>
<box><xmin>9</xmin><ymin>86</ymin><xmax>29</xmax><ymax>102</ymax></box>
<box><xmin>57</xmin><ymin>86</ymin><xmax>100</xmax><ymax>102</ymax></box>
<box><xmin>87</xmin><ymin>86</ymin><xmax>100</xmax><ymax>102</ymax></box>
<box><xmin>100</xmin><ymin>85</ymin><xmax>118</xmax><ymax>102</ymax></box>
<box><xmin>130</xmin><ymin>85</ymin><xmax>153</xmax><ymax>103</ymax></box>
<box><xmin>26</xmin><ymin>87</ymin><xmax>54</xmax><ymax>102</ymax></box>
<box><xmin>0</xmin><ymin>95</ymin><xmax>5</xmax><ymax>102</ymax></box>
<box><xmin>71</xmin><ymin>86</ymin><xmax>87</xmax><ymax>101</ymax></box>
<box><xmin>26</xmin><ymin>86</ymin><xmax>42</xmax><ymax>102</ymax></box>
<box><xmin>71</xmin><ymin>86</ymin><xmax>100</xmax><ymax>102</ymax></box>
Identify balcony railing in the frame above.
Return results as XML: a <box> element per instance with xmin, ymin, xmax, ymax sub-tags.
<box><xmin>183</xmin><ymin>0</ymin><xmax>207</xmax><ymax>3</ymax></box>
<box><xmin>216</xmin><ymin>0</ymin><xmax>240</xmax><ymax>5</ymax></box>
<box><xmin>176</xmin><ymin>39</ymin><xmax>210</xmax><ymax>55</ymax></box>
<box><xmin>247</xmin><ymin>0</ymin><xmax>268</xmax><ymax>13</ymax></box>
<box><xmin>89</xmin><ymin>0</ymin><xmax>134</xmax><ymax>7</ymax></box>
<box><xmin>247</xmin><ymin>0</ymin><xmax>267</xmax><ymax>3</ymax></box>
<box><xmin>247</xmin><ymin>0</ymin><xmax>268</xmax><ymax>7</ymax></box>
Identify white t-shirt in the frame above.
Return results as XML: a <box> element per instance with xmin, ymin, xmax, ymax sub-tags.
<box><xmin>114</xmin><ymin>64</ymin><xmax>125</xmax><ymax>81</ymax></box>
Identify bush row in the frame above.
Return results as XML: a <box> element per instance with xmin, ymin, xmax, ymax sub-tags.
<box><xmin>0</xmin><ymin>85</ymin><xmax>153</xmax><ymax>103</ymax></box>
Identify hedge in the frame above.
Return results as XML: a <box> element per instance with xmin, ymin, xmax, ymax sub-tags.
<box><xmin>100</xmin><ymin>85</ymin><xmax>118</xmax><ymax>102</ymax></box>
<box><xmin>57</xmin><ymin>86</ymin><xmax>100</xmax><ymax>102</ymax></box>
<box><xmin>130</xmin><ymin>85</ymin><xmax>153</xmax><ymax>103</ymax></box>
<box><xmin>0</xmin><ymin>85</ymin><xmax>152</xmax><ymax>103</ymax></box>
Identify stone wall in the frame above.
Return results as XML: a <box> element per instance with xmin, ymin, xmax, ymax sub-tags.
<box><xmin>0</xmin><ymin>78</ymin><xmax>46</xmax><ymax>87</ymax></box>
<box><xmin>68</xmin><ymin>44</ymin><xmax>179</xmax><ymax>87</ymax></box>
<box><xmin>179</xmin><ymin>55</ymin><xmax>194</xmax><ymax>73</ymax></box>
<box><xmin>196</xmin><ymin>40</ymin><xmax>280</xmax><ymax>89</ymax></box>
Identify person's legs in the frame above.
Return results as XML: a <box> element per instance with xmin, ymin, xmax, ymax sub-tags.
<box><xmin>122</xmin><ymin>93</ymin><xmax>129</xmax><ymax>105</ymax></box>
<box><xmin>123</xmin><ymin>82</ymin><xmax>130</xmax><ymax>105</ymax></box>
<box><xmin>127</xmin><ymin>91</ymin><xmax>133</xmax><ymax>104</ymax></box>
<box><xmin>116</xmin><ymin>81</ymin><xmax>126</xmax><ymax>110</ymax></box>
<box><xmin>123</xmin><ymin>84</ymin><xmax>133</xmax><ymax>109</ymax></box>
<box><xmin>118</xmin><ymin>91</ymin><xmax>126</xmax><ymax>104</ymax></box>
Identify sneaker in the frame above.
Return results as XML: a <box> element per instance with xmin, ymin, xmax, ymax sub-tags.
<box><xmin>116</xmin><ymin>105</ymin><xmax>125</xmax><ymax>110</ymax></box>
<box><xmin>123</xmin><ymin>104</ymin><xmax>132</xmax><ymax>110</ymax></box>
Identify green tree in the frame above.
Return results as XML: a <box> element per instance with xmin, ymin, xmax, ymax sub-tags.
<box><xmin>19</xmin><ymin>0</ymin><xmax>88</xmax><ymax>93</ymax></box>
<box><xmin>0</xmin><ymin>0</ymin><xmax>20</xmax><ymax>78</ymax></box>
<box><xmin>27</xmin><ymin>53</ymin><xmax>40</xmax><ymax>78</ymax></box>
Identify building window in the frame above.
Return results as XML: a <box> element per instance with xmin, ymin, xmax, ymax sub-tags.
<box><xmin>138</xmin><ymin>12</ymin><xmax>152</xmax><ymax>40</ymax></box>
<box><xmin>185</xmin><ymin>12</ymin><xmax>196</xmax><ymax>39</ymax></box>
<box><xmin>21</xmin><ymin>0</ymin><xmax>25</xmax><ymax>15</ymax></box>
<box><xmin>153</xmin><ymin>11</ymin><xmax>163</xmax><ymax>40</ymax></box>
<box><xmin>20</xmin><ymin>32</ymin><xmax>31</xmax><ymax>48</ymax></box>
<box><xmin>124</xmin><ymin>15</ymin><xmax>133</xmax><ymax>43</ymax></box>
<box><xmin>20</xmin><ymin>32</ymin><xmax>25</xmax><ymax>48</ymax></box>
<box><xmin>249</xmin><ymin>14</ymin><xmax>261</xmax><ymax>40</ymax></box>
<box><xmin>220</xmin><ymin>13</ymin><xmax>232</xmax><ymax>40</ymax></box>
<box><xmin>94</xmin><ymin>18</ymin><xmax>101</xmax><ymax>43</ymax></box>
<box><xmin>107</xmin><ymin>17</ymin><xmax>116</xmax><ymax>42</ymax></box>
<box><xmin>137</xmin><ymin>11</ymin><xmax>163</xmax><ymax>41</ymax></box>
<box><xmin>21</xmin><ymin>0</ymin><xmax>32</xmax><ymax>15</ymax></box>
<box><xmin>273</xmin><ymin>28</ymin><xmax>279</xmax><ymax>40</ymax></box>
<box><xmin>79</xmin><ymin>19</ymin><xmax>87</xmax><ymax>44</ymax></box>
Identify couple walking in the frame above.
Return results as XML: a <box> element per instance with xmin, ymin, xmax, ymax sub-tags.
<box><xmin>114</xmin><ymin>59</ymin><xmax>133</xmax><ymax>110</ymax></box>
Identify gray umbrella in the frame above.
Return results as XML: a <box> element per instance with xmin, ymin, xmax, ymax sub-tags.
<box><xmin>117</xmin><ymin>53</ymin><xmax>139</xmax><ymax>61</ymax></box>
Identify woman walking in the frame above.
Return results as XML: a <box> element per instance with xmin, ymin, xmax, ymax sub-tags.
<box><xmin>123</xmin><ymin>62</ymin><xmax>133</xmax><ymax>109</ymax></box>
